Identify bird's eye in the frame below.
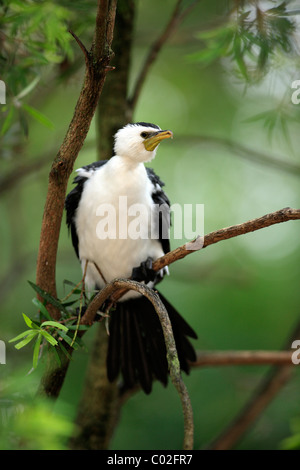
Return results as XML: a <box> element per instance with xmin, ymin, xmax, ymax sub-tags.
<box><xmin>140</xmin><ymin>132</ymin><xmax>148</xmax><ymax>138</ymax></box>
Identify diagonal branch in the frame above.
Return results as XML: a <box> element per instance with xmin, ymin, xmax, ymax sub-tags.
<box><xmin>206</xmin><ymin>315</ymin><xmax>300</xmax><ymax>450</ymax></box>
<box><xmin>128</xmin><ymin>0</ymin><xmax>198</xmax><ymax>113</ymax></box>
<box><xmin>104</xmin><ymin>207</ymin><xmax>300</xmax><ymax>304</ymax></box>
<box><xmin>152</xmin><ymin>207</ymin><xmax>300</xmax><ymax>272</ymax></box>
<box><xmin>79</xmin><ymin>207</ymin><xmax>300</xmax><ymax>326</ymax></box>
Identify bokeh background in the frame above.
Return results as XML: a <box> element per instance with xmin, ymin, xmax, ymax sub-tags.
<box><xmin>1</xmin><ymin>0</ymin><xmax>300</xmax><ymax>450</ymax></box>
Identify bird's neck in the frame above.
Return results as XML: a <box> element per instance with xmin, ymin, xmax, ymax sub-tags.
<box><xmin>112</xmin><ymin>154</ymin><xmax>147</xmax><ymax>174</ymax></box>
<box><xmin>105</xmin><ymin>155</ymin><xmax>148</xmax><ymax>192</ymax></box>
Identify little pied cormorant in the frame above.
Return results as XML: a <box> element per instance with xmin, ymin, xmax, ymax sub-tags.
<box><xmin>65</xmin><ymin>122</ymin><xmax>197</xmax><ymax>394</ymax></box>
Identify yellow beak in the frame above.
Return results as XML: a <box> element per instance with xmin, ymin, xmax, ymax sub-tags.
<box><xmin>144</xmin><ymin>130</ymin><xmax>173</xmax><ymax>152</ymax></box>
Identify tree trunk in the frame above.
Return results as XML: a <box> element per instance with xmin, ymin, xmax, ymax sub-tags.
<box><xmin>69</xmin><ymin>0</ymin><xmax>136</xmax><ymax>449</ymax></box>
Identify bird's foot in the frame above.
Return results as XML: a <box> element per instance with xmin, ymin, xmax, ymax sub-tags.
<box><xmin>131</xmin><ymin>257</ymin><xmax>157</xmax><ymax>284</ymax></box>
<box><xmin>96</xmin><ymin>307</ymin><xmax>111</xmax><ymax>335</ymax></box>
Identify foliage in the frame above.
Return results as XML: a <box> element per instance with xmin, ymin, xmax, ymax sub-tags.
<box><xmin>0</xmin><ymin>396</ymin><xmax>75</xmax><ymax>450</ymax></box>
<box><xmin>0</xmin><ymin>0</ymin><xmax>97</xmax><ymax>141</ymax></box>
<box><xmin>9</xmin><ymin>281</ymin><xmax>90</xmax><ymax>370</ymax></box>
<box><xmin>189</xmin><ymin>1</ymin><xmax>296</xmax><ymax>81</ymax></box>
<box><xmin>189</xmin><ymin>0</ymin><xmax>300</xmax><ymax>147</ymax></box>
<box><xmin>0</xmin><ymin>0</ymin><xmax>74</xmax><ymax>138</ymax></box>
<box><xmin>280</xmin><ymin>417</ymin><xmax>300</xmax><ymax>450</ymax></box>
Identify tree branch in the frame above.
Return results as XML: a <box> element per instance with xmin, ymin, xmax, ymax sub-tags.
<box><xmin>127</xmin><ymin>0</ymin><xmax>198</xmax><ymax>113</ymax></box>
<box><xmin>116</xmin><ymin>349</ymin><xmax>296</xmax><ymax>408</ymax></box>
<box><xmin>68</xmin><ymin>30</ymin><xmax>89</xmax><ymax>66</ymax></box>
<box><xmin>35</xmin><ymin>0</ymin><xmax>117</xmax><ymax>320</ymax></box>
<box><xmin>81</xmin><ymin>278</ymin><xmax>194</xmax><ymax>450</ymax></box>
<box><xmin>207</xmin><ymin>366</ymin><xmax>293</xmax><ymax>450</ymax></box>
<box><xmin>152</xmin><ymin>207</ymin><xmax>300</xmax><ymax>272</ymax></box>
<box><xmin>192</xmin><ymin>350</ymin><xmax>293</xmax><ymax>367</ymax></box>
<box><xmin>177</xmin><ymin>134</ymin><xmax>300</xmax><ymax>177</ymax></box>
<box><xmin>206</xmin><ymin>317</ymin><xmax>300</xmax><ymax>450</ymax></box>
<box><xmin>104</xmin><ymin>207</ymin><xmax>300</xmax><ymax>304</ymax></box>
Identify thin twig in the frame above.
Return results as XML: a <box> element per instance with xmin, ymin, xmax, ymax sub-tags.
<box><xmin>93</xmin><ymin>260</ymin><xmax>108</xmax><ymax>285</ymax></box>
<box><xmin>192</xmin><ymin>350</ymin><xmax>293</xmax><ymax>367</ymax></box>
<box><xmin>117</xmin><ymin>350</ymin><xmax>295</xmax><ymax>405</ymax></box>
<box><xmin>128</xmin><ymin>0</ymin><xmax>198</xmax><ymax>111</ymax></box>
<box><xmin>206</xmin><ymin>317</ymin><xmax>300</xmax><ymax>450</ymax></box>
<box><xmin>81</xmin><ymin>278</ymin><xmax>194</xmax><ymax>450</ymax></box>
<box><xmin>69</xmin><ymin>30</ymin><xmax>89</xmax><ymax>65</ymax></box>
<box><xmin>176</xmin><ymin>134</ymin><xmax>300</xmax><ymax>177</ymax></box>
<box><xmin>152</xmin><ymin>207</ymin><xmax>300</xmax><ymax>272</ymax></box>
<box><xmin>0</xmin><ymin>150</ymin><xmax>54</xmax><ymax>196</ymax></box>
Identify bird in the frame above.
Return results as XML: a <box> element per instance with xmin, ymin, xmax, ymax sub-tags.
<box><xmin>65</xmin><ymin>122</ymin><xmax>197</xmax><ymax>394</ymax></box>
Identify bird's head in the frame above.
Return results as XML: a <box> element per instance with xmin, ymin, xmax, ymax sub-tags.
<box><xmin>113</xmin><ymin>122</ymin><xmax>173</xmax><ymax>163</ymax></box>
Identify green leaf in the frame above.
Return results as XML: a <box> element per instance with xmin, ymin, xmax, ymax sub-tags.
<box><xmin>52</xmin><ymin>346</ymin><xmax>62</xmax><ymax>366</ymax></box>
<box><xmin>22</xmin><ymin>103</ymin><xmax>54</xmax><ymax>129</ymax></box>
<box><xmin>1</xmin><ymin>107</ymin><xmax>15</xmax><ymax>136</ymax></box>
<box><xmin>67</xmin><ymin>324</ymin><xmax>90</xmax><ymax>331</ymax></box>
<box><xmin>32</xmin><ymin>333</ymin><xmax>42</xmax><ymax>369</ymax></box>
<box><xmin>63</xmin><ymin>279</ymin><xmax>78</xmax><ymax>288</ymax></box>
<box><xmin>62</xmin><ymin>279</ymin><xmax>82</xmax><ymax>296</ymax></box>
<box><xmin>58</xmin><ymin>331</ymin><xmax>79</xmax><ymax>350</ymax></box>
<box><xmin>22</xmin><ymin>313</ymin><xmax>39</xmax><ymax>329</ymax></box>
<box><xmin>280</xmin><ymin>434</ymin><xmax>300</xmax><ymax>450</ymax></box>
<box><xmin>58</xmin><ymin>342</ymin><xmax>73</xmax><ymax>361</ymax></box>
<box><xmin>42</xmin><ymin>321</ymin><xmax>69</xmax><ymax>332</ymax></box>
<box><xmin>9</xmin><ymin>329</ymin><xmax>36</xmax><ymax>343</ymax></box>
<box><xmin>40</xmin><ymin>330</ymin><xmax>58</xmax><ymax>347</ymax></box>
<box><xmin>28</xmin><ymin>281</ymin><xmax>68</xmax><ymax>315</ymax></box>
<box><xmin>15</xmin><ymin>76</ymin><xmax>40</xmax><ymax>100</ymax></box>
<box><xmin>18</xmin><ymin>108</ymin><xmax>29</xmax><ymax>137</ymax></box>
<box><xmin>62</xmin><ymin>299</ymin><xmax>80</xmax><ymax>307</ymax></box>
<box><xmin>14</xmin><ymin>331</ymin><xmax>38</xmax><ymax>350</ymax></box>
<box><xmin>31</xmin><ymin>297</ymin><xmax>52</xmax><ymax>320</ymax></box>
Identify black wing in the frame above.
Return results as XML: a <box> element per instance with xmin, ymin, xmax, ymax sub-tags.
<box><xmin>65</xmin><ymin>160</ymin><xmax>108</xmax><ymax>258</ymax></box>
<box><xmin>146</xmin><ymin>167</ymin><xmax>171</xmax><ymax>255</ymax></box>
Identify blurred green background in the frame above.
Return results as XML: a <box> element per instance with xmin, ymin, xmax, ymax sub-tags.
<box><xmin>1</xmin><ymin>0</ymin><xmax>300</xmax><ymax>450</ymax></box>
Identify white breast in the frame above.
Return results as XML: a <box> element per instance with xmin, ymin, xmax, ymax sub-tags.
<box><xmin>75</xmin><ymin>156</ymin><xmax>164</xmax><ymax>297</ymax></box>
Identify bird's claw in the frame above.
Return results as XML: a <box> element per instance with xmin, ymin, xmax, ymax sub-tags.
<box><xmin>131</xmin><ymin>257</ymin><xmax>157</xmax><ymax>284</ymax></box>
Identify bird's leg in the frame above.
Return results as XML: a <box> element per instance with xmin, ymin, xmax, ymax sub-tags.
<box><xmin>131</xmin><ymin>257</ymin><xmax>157</xmax><ymax>284</ymax></box>
<box><xmin>96</xmin><ymin>301</ymin><xmax>115</xmax><ymax>335</ymax></box>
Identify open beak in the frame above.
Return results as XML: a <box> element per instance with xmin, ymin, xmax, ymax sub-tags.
<box><xmin>144</xmin><ymin>130</ymin><xmax>173</xmax><ymax>151</ymax></box>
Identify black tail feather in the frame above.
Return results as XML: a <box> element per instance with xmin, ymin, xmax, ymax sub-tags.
<box><xmin>131</xmin><ymin>311</ymin><xmax>153</xmax><ymax>393</ymax></box>
<box><xmin>106</xmin><ymin>291</ymin><xmax>197</xmax><ymax>394</ymax></box>
<box><xmin>106</xmin><ymin>305</ymin><xmax>121</xmax><ymax>382</ymax></box>
<box><xmin>121</xmin><ymin>307</ymin><xmax>136</xmax><ymax>390</ymax></box>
